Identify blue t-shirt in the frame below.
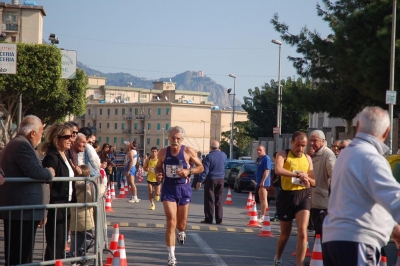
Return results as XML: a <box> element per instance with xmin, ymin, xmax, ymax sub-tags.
<box><xmin>256</xmin><ymin>155</ymin><xmax>272</xmax><ymax>186</ymax></box>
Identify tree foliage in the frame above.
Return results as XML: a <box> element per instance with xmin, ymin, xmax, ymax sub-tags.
<box><xmin>0</xmin><ymin>43</ymin><xmax>87</xmax><ymax>144</ymax></box>
<box><xmin>242</xmin><ymin>78</ymin><xmax>309</xmax><ymax>139</ymax></box>
<box><xmin>220</xmin><ymin>121</ymin><xmax>252</xmax><ymax>158</ymax></box>
<box><xmin>271</xmin><ymin>0</ymin><xmax>400</xmax><ymax>121</ymax></box>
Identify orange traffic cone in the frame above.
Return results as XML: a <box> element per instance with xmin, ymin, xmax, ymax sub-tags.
<box><xmin>380</xmin><ymin>255</ymin><xmax>387</xmax><ymax>266</ymax></box>
<box><xmin>258</xmin><ymin>208</ymin><xmax>274</xmax><ymax>237</ymax></box>
<box><xmin>124</xmin><ymin>180</ymin><xmax>130</xmax><ymax>195</ymax></box>
<box><xmin>110</xmin><ymin>182</ymin><xmax>116</xmax><ymax>200</ymax></box>
<box><xmin>55</xmin><ymin>260</ymin><xmax>63</xmax><ymax>266</ymax></box>
<box><xmin>310</xmin><ymin>234</ymin><xmax>323</xmax><ymax>266</ymax></box>
<box><xmin>396</xmin><ymin>251</ymin><xmax>400</xmax><ymax>266</ymax></box>
<box><xmin>117</xmin><ymin>234</ymin><xmax>127</xmax><ymax>266</ymax></box>
<box><xmin>245</xmin><ymin>191</ymin><xmax>252</xmax><ymax>210</ymax></box>
<box><xmin>111</xmin><ymin>250</ymin><xmax>121</xmax><ymax>266</ymax></box>
<box><xmin>106</xmin><ymin>183</ymin><xmax>111</xmax><ymax>198</ymax></box>
<box><xmin>118</xmin><ymin>183</ymin><xmax>126</xmax><ymax>198</ymax></box>
<box><xmin>247</xmin><ymin>201</ymin><xmax>259</xmax><ymax>227</ymax></box>
<box><xmin>105</xmin><ymin>196</ymin><xmax>114</xmax><ymax>212</ymax></box>
<box><xmin>292</xmin><ymin>236</ymin><xmax>312</xmax><ymax>257</ymax></box>
<box><xmin>105</xmin><ymin>224</ymin><xmax>120</xmax><ymax>266</ymax></box>
<box><xmin>225</xmin><ymin>187</ymin><xmax>233</xmax><ymax>204</ymax></box>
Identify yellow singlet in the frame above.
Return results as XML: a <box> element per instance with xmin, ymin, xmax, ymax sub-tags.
<box><xmin>147</xmin><ymin>158</ymin><xmax>158</xmax><ymax>182</ymax></box>
<box><xmin>281</xmin><ymin>150</ymin><xmax>309</xmax><ymax>191</ymax></box>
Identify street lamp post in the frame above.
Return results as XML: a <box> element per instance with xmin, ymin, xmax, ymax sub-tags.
<box><xmin>212</xmin><ymin>114</ymin><xmax>217</xmax><ymax>140</ymax></box>
<box><xmin>143</xmin><ymin>128</ymin><xmax>146</xmax><ymax>157</ymax></box>
<box><xmin>228</xmin><ymin>74</ymin><xmax>236</xmax><ymax>159</ymax></box>
<box><xmin>271</xmin><ymin>39</ymin><xmax>282</xmax><ymax>153</ymax></box>
<box><xmin>201</xmin><ymin>120</ymin><xmax>206</xmax><ymax>154</ymax></box>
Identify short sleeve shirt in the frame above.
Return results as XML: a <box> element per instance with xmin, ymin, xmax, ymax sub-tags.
<box><xmin>256</xmin><ymin>155</ymin><xmax>272</xmax><ymax>186</ymax></box>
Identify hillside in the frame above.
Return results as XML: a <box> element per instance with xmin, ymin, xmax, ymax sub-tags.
<box><xmin>77</xmin><ymin>62</ymin><xmax>241</xmax><ymax>108</ymax></box>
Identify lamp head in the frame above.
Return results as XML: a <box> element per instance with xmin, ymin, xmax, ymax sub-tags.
<box><xmin>228</xmin><ymin>74</ymin><xmax>236</xmax><ymax>78</ymax></box>
<box><xmin>271</xmin><ymin>39</ymin><xmax>282</xmax><ymax>45</ymax></box>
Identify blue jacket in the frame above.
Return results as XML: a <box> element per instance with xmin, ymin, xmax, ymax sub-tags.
<box><xmin>198</xmin><ymin>150</ymin><xmax>227</xmax><ymax>182</ymax></box>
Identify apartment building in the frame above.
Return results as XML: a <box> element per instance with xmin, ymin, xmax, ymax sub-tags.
<box><xmin>0</xmin><ymin>1</ymin><xmax>46</xmax><ymax>44</ymax></box>
<box><xmin>77</xmin><ymin>76</ymin><xmax>248</xmax><ymax>156</ymax></box>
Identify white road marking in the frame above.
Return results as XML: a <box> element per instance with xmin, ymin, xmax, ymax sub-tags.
<box><xmin>190</xmin><ymin>233</ymin><xmax>228</xmax><ymax>266</ymax></box>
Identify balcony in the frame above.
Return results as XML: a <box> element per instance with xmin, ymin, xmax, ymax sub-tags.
<box><xmin>123</xmin><ymin>130</ymin><xmax>131</xmax><ymax>134</ymax></box>
<box><xmin>92</xmin><ymin>114</ymin><xmax>97</xmax><ymax>120</ymax></box>
<box><xmin>76</xmin><ymin>114</ymin><xmax>85</xmax><ymax>119</ymax></box>
<box><xmin>90</xmin><ymin>127</ymin><xmax>97</xmax><ymax>134</ymax></box>
<box><xmin>5</xmin><ymin>24</ymin><xmax>18</xmax><ymax>31</ymax></box>
<box><xmin>134</xmin><ymin>129</ymin><xmax>145</xmax><ymax>134</ymax></box>
<box><xmin>123</xmin><ymin>114</ymin><xmax>132</xmax><ymax>120</ymax></box>
<box><xmin>136</xmin><ymin>115</ymin><xmax>146</xmax><ymax>120</ymax></box>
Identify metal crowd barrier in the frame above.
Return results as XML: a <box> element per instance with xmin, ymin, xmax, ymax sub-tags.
<box><xmin>0</xmin><ymin>176</ymin><xmax>109</xmax><ymax>266</ymax></box>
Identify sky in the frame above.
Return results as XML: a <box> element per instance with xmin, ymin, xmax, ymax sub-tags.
<box><xmin>36</xmin><ymin>0</ymin><xmax>332</xmax><ymax>101</ymax></box>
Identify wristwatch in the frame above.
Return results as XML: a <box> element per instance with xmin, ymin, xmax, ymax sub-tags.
<box><xmin>296</xmin><ymin>172</ymin><xmax>300</xmax><ymax>178</ymax></box>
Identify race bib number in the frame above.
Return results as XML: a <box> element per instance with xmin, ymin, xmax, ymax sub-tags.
<box><xmin>150</xmin><ymin>167</ymin><xmax>155</xmax><ymax>173</ymax></box>
<box><xmin>166</xmin><ymin>164</ymin><xmax>181</xmax><ymax>178</ymax></box>
<box><xmin>291</xmin><ymin>170</ymin><xmax>306</xmax><ymax>187</ymax></box>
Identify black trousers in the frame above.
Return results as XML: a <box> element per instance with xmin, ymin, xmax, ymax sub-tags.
<box><xmin>203</xmin><ymin>178</ymin><xmax>224</xmax><ymax>224</ymax></box>
<box><xmin>45</xmin><ymin>216</ymin><xmax>69</xmax><ymax>260</ymax></box>
<box><xmin>3</xmin><ymin>219</ymin><xmax>39</xmax><ymax>265</ymax></box>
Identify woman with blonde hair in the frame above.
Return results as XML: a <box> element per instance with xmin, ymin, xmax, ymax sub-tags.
<box><xmin>41</xmin><ymin>123</ymin><xmax>75</xmax><ymax>260</ymax></box>
<box><xmin>126</xmin><ymin>141</ymin><xmax>140</xmax><ymax>203</ymax></box>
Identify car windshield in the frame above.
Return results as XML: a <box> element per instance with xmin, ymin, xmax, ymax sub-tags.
<box><xmin>243</xmin><ymin>164</ymin><xmax>256</xmax><ymax>173</ymax></box>
<box><xmin>225</xmin><ymin>161</ymin><xmax>239</xmax><ymax>169</ymax></box>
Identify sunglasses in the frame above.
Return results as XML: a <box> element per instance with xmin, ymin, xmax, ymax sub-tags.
<box><xmin>87</xmin><ymin>141</ymin><xmax>94</xmax><ymax>145</ymax></box>
<box><xmin>58</xmin><ymin>135</ymin><xmax>73</xmax><ymax>140</ymax></box>
<box><xmin>72</xmin><ymin>131</ymin><xmax>78</xmax><ymax>135</ymax></box>
<box><xmin>338</xmin><ymin>146</ymin><xmax>346</xmax><ymax>150</ymax></box>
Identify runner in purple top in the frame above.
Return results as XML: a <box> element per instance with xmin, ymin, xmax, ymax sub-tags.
<box><xmin>155</xmin><ymin>126</ymin><xmax>203</xmax><ymax>266</ymax></box>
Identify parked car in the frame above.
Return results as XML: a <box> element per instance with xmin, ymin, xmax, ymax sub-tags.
<box><xmin>224</xmin><ymin>159</ymin><xmax>253</xmax><ymax>186</ymax></box>
<box><xmin>231</xmin><ymin>162</ymin><xmax>257</xmax><ymax>193</ymax></box>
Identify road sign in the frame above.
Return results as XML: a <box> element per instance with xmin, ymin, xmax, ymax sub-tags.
<box><xmin>273</xmin><ymin>127</ymin><xmax>281</xmax><ymax>135</ymax></box>
<box><xmin>386</xmin><ymin>90</ymin><xmax>397</xmax><ymax>105</ymax></box>
<box><xmin>61</xmin><ymin>50</ymin><xmax>77</xmax><ymax>79</ymax></box>
<box><xmin>0</xmin><ymin>43</ymin><xmax>17</xmax><ymax>74</ymax></box>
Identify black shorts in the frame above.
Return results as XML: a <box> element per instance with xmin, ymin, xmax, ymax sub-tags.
<box><xmin>276</xmin><ymin>189</ymin><xmax>311</xmax><ymax>221</ymax></box>
<box><xmin>147</xmin><ymin>180</ymin><xmax>161</xmax><ymax>186</ymax></box>
<box><xmin>309</xmin><ymin>208</ymin><xmax>328</xmax><ymax>235</ymax></box>
<box><xmin>322</xmin><ymin>241</ymin><xmax>380</xmax><ymax>266</ymax></box>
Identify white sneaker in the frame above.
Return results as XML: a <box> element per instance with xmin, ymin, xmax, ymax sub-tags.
<box><xmin>167</xmin><ymin>256</ymin><xmax>177</xmax><ymax>266</ymax></box>
<box><xmin>128</xmin><ymin>198</ymin><xmax>141</xmax><ymax>203</ymax></box>
<box><xmin>258</xmin><ymin>216</ymin><xmax>264</xmax><ymax>223</ymax></box>
<box><xmin>274</xmin><ymin>256</ymin><xmax>282</xmax><ymax>266</ymax></box>
<box><xmin>177</xmin><ymin>231</ymin><xmax>186</xmax><ymax>245</ymax></box>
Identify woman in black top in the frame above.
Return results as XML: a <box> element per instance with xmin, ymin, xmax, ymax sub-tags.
<box><xmin>41</xmin><ymin>123</ymin><xmax>75</xmax><ymax>260</ymax></box>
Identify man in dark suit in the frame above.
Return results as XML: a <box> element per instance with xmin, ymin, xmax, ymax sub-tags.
<box><xmin>197</xmin><ymin>140</ymin><xmax>227</xmax><ymax>224</ymax></box>
<box><xmin>0</xmin><ymin>115</ymin><xmax>55</xmax><ymax>265</ymax></box>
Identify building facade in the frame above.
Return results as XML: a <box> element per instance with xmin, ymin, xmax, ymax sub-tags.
<box><xmin>76</xmin><ymin>76</ymin><xmax>248</xmax><ymax>156</ymax></box>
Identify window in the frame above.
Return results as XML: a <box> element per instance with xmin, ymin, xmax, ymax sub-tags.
<box><xmin>148</xmin><ymin>123</ymin><xmax>151</xmax><ymax>130</ymax></box>
<box><xmin>115</xmin><ymin>109</ymin><xmax>118</xmax><ymax>115</ymax></box>
<box><xmin>88</xmin><ymin>109</ymin><xmax>91</xmax><ymax>115</ymax></box>
<box><xmin>107</xmin><ymin>123</ymin><xmax>110</xmax><ymax>129</ymax></box>
<box><xmin>134</xmin><ymin>123</ymin><xmax>138</xmax><ymax>130</ymax></box>
<box><xmin>100</xmin><ymin>109</ymin><xmax>103</xmax><ymax>115</ymax></box>
<box><xmin>122</xmin><ymin>123</ymin><xmax>125</xmax><ymax>130</ymax></box>
<box><xmin>147</xmin><ymin>138</ymin><xmax>150</xmax><ymax>145</ymax></box>
<box><xmin>122</xmin><ymin>108</ymin><xmax>125</xmax><ymax>115</ymax></box>
<box><xmin>94</xmin><ymin>91</ymin><xmax>99</xmax><ymax>99</ymax></box>
<box><xmin>158</xmin><ymin>108</ymin><xmax>161</xmax><ymax>115</ymax></box>
<box><xmin>99</xmin><ymin>122</ymin><xmax>102</xmax><ymax>129</ymax></box>
<box><xmin>165</xmin><ymin>139</ymin><xmax>168</xmax><ymax>147</ymax></box>
<box><xmin>148</xmin><ymin>108</ymin><xmax>152</xmax><ymax>115</ymax></box>
<box><xmin>121</xmin><ymin>137</ymin><xmax>125</xmax><ymax>144</ymax></box>
<box><xmin>157</xmin><ymin>123</ymin><xmax>161</xmax><ymax>130</ymax></box>
<box><xmin>98</xmin><ymin>137</ymin><xmax>102</xmax><ymax>143</ymax></box>
<box><xmin>166</xmin><ymin>123</ymin><xmax>169</xmax><ymax>130</ymax></box>
<box><xmin>107</xmin><ymin>109</ymin><xmax>110</xmax><ymax>115</ymax></box>
<box><xmin>3</xmin><ymin>12</ymin><xmax>18</xmax><ymax>31</ymax></box>
<box><xmin>135</xmin><ymin>108</ymin><xmax>138</xmax><ymax>115</ymax></box>
<box><xmin>87</xmin><ymin>122</ymin><xmax>91</xmax><ymax>127</ymax></box>
<box><xmin>114</xmin><ymin>123</ymin><xmax>117</xmax><ymax>130</ymax></box>
<box><xmin>114</xmin><ymin>137</ymin><xmax>117</xmax><ymax>144</ymax></box>
<box><xmin>134</xmin><ymin>137</ymin><xmax>137</xmax><ymax>142</ymax></box>
<box><xmin>157</xmin><ymin>139</ymin><xmax>160</xmax><ymax>146</ymax></box>
<box><xmin>166</xmin><ymin>108</ymin><xmax>170</xmax><ymax>115</ymax></box>
<box><xmin>106</xmin><ymin>137</ymin><xmax>109</xmax><ymax>143</ymax></box>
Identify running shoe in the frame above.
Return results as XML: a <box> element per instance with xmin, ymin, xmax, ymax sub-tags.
<box><xmin>150</xmin><ymin>203</ymin><xmax>155</xmax><ymax>210</ymax></box>
<box><xmin>167</xmin><ymin>256</ymin><xmax>177</xmax><ymax>266</ymax></box>
<box><xmin>274</xmin><ymin>256</ymin><xmax>282</xmax><ymax>266</ymax></box>
<box><xmin>155</xmin><ymin>195</ymin><xmax>160</xmax><ymax>202</ymax></box>
<box><xmin>177</xmin><ymin>231</ymin><xmax>186</xmax><ymax>245</ymax></box>
<box><xmin>258</xmin><ymin>216</ymin><xmax>264</xmax><ymax>223</ymax></box>
<box><xmin>128</xmin><ymin>198</ymin><xmax>141</xmax><ymax>203</ymax></box>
